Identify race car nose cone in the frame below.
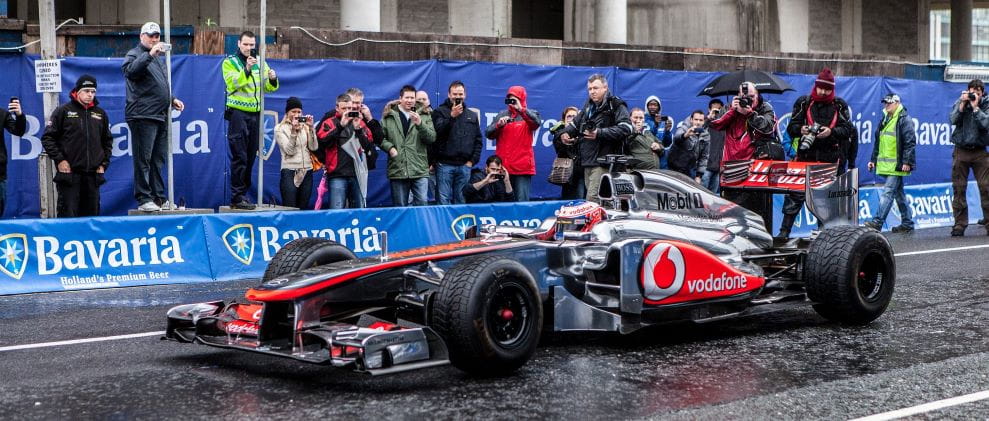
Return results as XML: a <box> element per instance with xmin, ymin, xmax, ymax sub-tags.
<box><xmin>500</xmin><ymin>308</ymin><xmax>514</xmax><ymax>320</ymax></box>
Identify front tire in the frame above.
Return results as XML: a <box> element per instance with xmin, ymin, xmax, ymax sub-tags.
<box><xmin>432</xmin><ymin>255</ymin><xmax>543</xmax><ymax>375</ymax></box>
<box><xmin>804</xmin><ymin>226</ymin><xmax>895</xmax><ymax>325</ymax></box>
<box><xmin>262</xmin><ymin>238</ymin><xmax>357</xmax><ymax>281</ymax></box>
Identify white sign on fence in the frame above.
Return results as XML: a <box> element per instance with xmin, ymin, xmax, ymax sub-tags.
<box><xmin>34</xmin><ymin>59</ymin><xmax>61</xmax><ymax>93</ymax></box>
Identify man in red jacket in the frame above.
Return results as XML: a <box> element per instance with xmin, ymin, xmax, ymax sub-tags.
<box><xmin>485</xmin><ymin>86</ymin><xmax>541</xmax><ymax>201</ymax></box>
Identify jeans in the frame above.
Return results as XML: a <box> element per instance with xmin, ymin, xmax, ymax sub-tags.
<box><xmin>701</xmin><ymin>169</ymin><xmax>721</xmax><ymax>194</ymax></box>
<box><xmin>227</xmin><ymin>109</ymin><xmax>260</xmax><ymax>203</ymax></box>
<box><xmin>436</xmin><ymin>163</ymin><xmax>471</xmax><ymax>205</ymax></box>
<box><xmin>129</xmin><ymin>119</ymin><xmax>168</xmax><ymax>205</ymax></box>
<box><xmin>391</xmin><ymin>178</ymin><xmax>429</xmax><ymax>206</ymax></box>
<box><xmin>511</xmin><ymin>174</ymin><xmax>532</xmax><ymax>202</ymax></box>
<box><xmin>279</xmin><ymin>169</ymin><xmax>313</xmax><ymax>209</ymax></box>
<box><xmin>561</xmin><ymin>171</ymin><xmax>586</xmax><ymax>200</ymax></box>
<box><xmin>872</xmin><ymin>174</ymin><xmax>914</xmax><ymax>229</ymax></box>
<box><xmin>328</xmin><ymin>176</ymin><xmax>365</xmax><ymax>209</ymax></box>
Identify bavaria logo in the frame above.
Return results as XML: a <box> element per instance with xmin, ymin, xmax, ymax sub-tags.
<box><xmin>641</xmin><ymin>242</ymin><xmax>684</xmax><ymax>301</ymax></box>
<box><xmin>0</xmin><ymin>233</ymin><xmax>28</xmax><ymax>280</ymax></box>
<box><xmin>223</xmin><ymin>224</ymin><xmax>255</xmax><ymax>265</ymax></box>
<box><xmin>451</xmin><ymin>214</ymin><xmax>477</xmax><ymax>241</ymax></box>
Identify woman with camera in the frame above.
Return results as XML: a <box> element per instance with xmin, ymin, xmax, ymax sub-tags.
<box><xmin>485</xmin><ymin>86</ymin><xmax>542</xmax><ymax>201</ymax></box>
<box><xmin>550</xmin><ymin>106</ymin><xmax>584</xmax><ymax>200</ymax></box>
<box><xmin>275</xmin><ymin>97</ymin><xmax>317</xmax><ymax>209</ymax></box>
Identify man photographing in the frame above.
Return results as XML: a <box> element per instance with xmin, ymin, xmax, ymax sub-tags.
<box><xmin>122</xmin><ymin>21</ymin><xmax>185</xmax><ymax>212</ymax></box>
<box><xmin>222</xmin><ymin>30</ymin><xmax>279</xmax><ymax>210</ymax></box>
<box><xmin>947</xmin><ymin>79</ymin><xmax>989</xmax><ymax>237</ymax></box>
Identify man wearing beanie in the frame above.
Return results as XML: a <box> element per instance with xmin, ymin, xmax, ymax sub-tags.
<box><xmin>41</xmin><ymin>75</ymin><xmax>113</xmax><ymax>217</ymax></box>
<box><xmin>777</xmin><ymin>67</ymin><xmax>855</xmax><ymax>239</ymax></box>
<box><xmin>122</xmin><ymin>21</ymin><xmax>185</xmax><ymax>212</ymax></box>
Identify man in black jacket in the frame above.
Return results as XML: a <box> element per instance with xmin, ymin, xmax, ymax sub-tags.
<box><xmin>560</xmin><ymin>74</ymin><xmax>634</xmax><ymax>202</ymax></box>
<box><xmin>777</xmin><ymin>68</ymin><xmax>855</xmax><ymax>239</ymax></box>
<box><xmin>464</xmin><ymin>155</ymin><xmax>513</xmax><ymax>203</ymax></box>
<box><xmin>0</xmin><ymin>97</ymin><xmax>27</xmax><ymax>216</ymax></box>
<box><xmin>432</xmin><ymin>80</ymin><xmax>482</xmax><ymax>205</ymax></box>
<box><xmin>947</xmin><ymin>79</ymin><xmax>989</xmax><ymax>236</ymax></box>
<box><xmin>41</xmin><ymin>75</ymin><xmax>113</xmax><ymax>218</ymax></box>
<box><xmin>122</xmin><ymin>21</ymin><xmax>185</xmax><ymax>212</ymax></box>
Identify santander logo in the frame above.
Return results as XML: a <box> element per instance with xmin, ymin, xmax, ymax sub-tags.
<box><xmin>641</xmin><ymin>241</ymin><xmax>762</xmax><ymax>305</ymax></box>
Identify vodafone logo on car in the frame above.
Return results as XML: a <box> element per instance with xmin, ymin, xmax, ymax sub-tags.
<box><xmin>640</xmin><ymin>241</ymin><xmax>763</xmax><ymax>305</ymax></box>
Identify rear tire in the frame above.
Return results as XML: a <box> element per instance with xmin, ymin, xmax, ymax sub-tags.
<box><xmin>432</xmin><ymin>255</ymin><xmax>543</xmax><ymax>376</ymax></box>
<box><xmin>804</xmin><ymin>226</ymin><xmax>895</xmax><ymax>325</ymax></box>
<box><xmin>262</xmin><ymin>238</ymin><xmax>357</xmax><ymax>281</ymax></box>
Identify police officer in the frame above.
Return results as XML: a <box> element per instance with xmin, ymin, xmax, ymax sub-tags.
<box><xmin>40</xmin><ymin>75</ymin><xmax>113</xmax><ymax>217</ymax></box>
<box><xmin>222</xmin><ymin>30</ymin><xmax>278</xmax><ymax>209</ymax></box>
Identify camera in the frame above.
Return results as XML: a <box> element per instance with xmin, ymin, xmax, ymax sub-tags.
<box><xmin>738</xmin><ymin>84</ymin><xmax>752</xmax><ymax>108</ymax></box>
<box><xmin>504</xmin><ymin>98</ymin><xmax>516</xmax><ymax>106</ymax></box>
<box><xmin>347</xmin><ymin>111</ymin><xmax>361</xmax><ymax>118</ymax></box>
<box><xmin>968</xmin><ymin>92</ymin><xmax>977</xmax><ymax>101</ymax></box>
<box><xmin>159</xmin><ymin>42</ymin><xmax>171</xmax><ymax>52</ymax></box>
<box><xmin>492</xmin><ymin>172</ymin><xmax>505</xmax><ymax>180</ymax></box>
<box><xmin>454</xmin><ymin>98</ymin><xmax>462</xmax><ymax>106</ymax></box>
<box><xmin>799</xmin><ymin>123</ymin><xmax>822</xmax><ymax>151</ymax></box>
<box><xmin>583</xmin><ymin>119</ymin><xmax>598</xmax><ymax>133</ymax></box>
<box><xmin>296</xmin><ymin>116</ymin><xmax>307</xmax><ymax>123</ymax></box>
<box><xmin>250</xmin><ymin>48</ymin><xmax>258</xmax><ymax>57</ymax></box>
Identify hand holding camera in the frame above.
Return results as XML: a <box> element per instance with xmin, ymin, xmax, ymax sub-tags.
<box><xmin>409</xmin><ymin>111</ymin><xmax>422</xmax><ymax>126</ymax></box>
<box><xmin>8</xmin><ymin>97</ymin><xmax>20</xmax><ymax>115</ymax></box>
<box><xmin>451</xmin><ymin>98</ymin><xmax>464</xmax><ymax>118</ymax></box>
<box><xmin>505</xmin><ymin>97</ymin><xmax>520</xmax><ymax>111</ymax></box>
<box><xmin>799</xmin><ymin>123</ymin><xmax>822</xmax><ymax>151</ymax></box>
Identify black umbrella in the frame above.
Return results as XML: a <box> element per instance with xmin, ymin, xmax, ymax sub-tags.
<box><xmin>698</xmin><ymin>69</ymin><xmax>795</xmax><ymax>97</ymax></box>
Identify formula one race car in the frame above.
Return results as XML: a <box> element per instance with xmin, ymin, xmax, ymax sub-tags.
<box><xmin>165</xmin><ymin>156</ymin><xmax>894</xmax><ymax>376</ymax></box>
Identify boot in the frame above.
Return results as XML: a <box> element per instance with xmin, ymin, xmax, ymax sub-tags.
<box><xmin>775</xmin><ymin>213</ymin><xmax>797</xmax><ymax>240</ymax></box>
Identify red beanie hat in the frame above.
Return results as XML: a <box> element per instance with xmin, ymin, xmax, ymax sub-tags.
<box><xmin>815</xmin><ymin>67</ymin><xmax>835</xmax><ymax>90</ymax></box>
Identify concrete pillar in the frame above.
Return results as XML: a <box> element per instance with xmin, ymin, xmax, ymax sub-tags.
<box><xmin>840</xmin><ymin>0</ymin><xmax>862</xmax><ymax>54</ymax></box>
<box><xmin>449</xmin><ymin>0</ymin><xmax>511</xmax><ymax>38</ymax></box>
<box><xmin>778</xmin><ymin>0</ymin><xmax>808</xmax><ymax>52</ymax></box>
<box><xmin>123</xmin><ymin>0</ymin><xmax>159</xmax><ymax>24</ymax></box>
<box><xmin>218</xmin><ymin>0</ymin><xmax>247</xmax><ymax>28</ymax></box>
<box><xmin>950</xmin><ymin>0</ymin><xmax>972</xmax><ymax>62</ymax></box>
<box><xmin>341</xmin><ymin>0</ymin><xmax>380</xmax><ymax>32</ymax></box>
<box><xmin>594</xmin><ymin>0</ymin><xmax>626</xmax><ymax>44</ymax></box>
<box><xmin>380</xmin><ymin>0</ymin><xmax>398</xmax><ymax>32</ymax></box>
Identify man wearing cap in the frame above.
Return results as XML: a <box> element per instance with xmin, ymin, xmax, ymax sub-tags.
<box><xmin>223</xmin><ymin>30</ymin><xmax>279</xmax><ymax>210</ymax></box>
<box><xmin>122</xmin><ymin>22</ymin><xmax>185</xmax><ymax>212</ymax></box>
<box><xmin>865</xmin><ymin>94</ymin><xmax>916</xmax><ymax>232</ymax></box>
<box><xmin>41</xmin><ymin>75</ymin><xmax>113</xmax><ymax>218</ymax></box>
<box><xmin>776</xmin><ymin>67</ymin><xmax>855</xmax><ymax>239</ymax></box>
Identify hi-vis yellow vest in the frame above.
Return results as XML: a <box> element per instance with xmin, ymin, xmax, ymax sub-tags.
<box><xmin>222</xmin><ymin>55</ymin><xmax>278</xmax><ymax>112</ymax></box>
<box><xmin>877</xmin><ymin>105</ymin><xmax>908</xmax><ymax>176</ymax></box>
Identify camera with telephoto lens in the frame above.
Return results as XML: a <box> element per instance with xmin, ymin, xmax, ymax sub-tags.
<box><xmin>582</xmin><ymin>118</ymin><xmax>598</xmax><ymax>135</ymax></box>
<box><xmin>738</xmin><ymin>84</ymin><xmax>752</xmax><ymax>108</ymax></box>
<box><xmin>799</xmin><ymin>123</ymin><xmax>822</xmax><ymax>151</ymax></box>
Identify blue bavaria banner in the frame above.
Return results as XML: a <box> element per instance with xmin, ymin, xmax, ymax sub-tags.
<box><xmin>0</xmin><ymin>201</ymin><xmax>566</xmax><ymax>294</ymax></box>
<box><xmin>0</xmin><ymin>54</ymin><xmax>977</xmax><ymax>219</ymax></box>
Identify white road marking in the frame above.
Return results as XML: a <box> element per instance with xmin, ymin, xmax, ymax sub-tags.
<box><xmin>0</xmin><ymin>331</ymin><xmax>165</xmax><ymax>352</ymax></box>
<box><xmin>849</xmin><ymin>390</ymin><xmax>989</xmax><ymax>421</ymax></box>
<box><xmin>894</xmin><ymin>244</ymin><xmax>989</xmax><ymax>257</ymax></box>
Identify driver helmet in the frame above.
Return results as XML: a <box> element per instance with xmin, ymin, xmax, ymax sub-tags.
<box><xmin>555</xmin><ymin>201</ymin><xmax>607</xmax><ymax>233</ymax></box>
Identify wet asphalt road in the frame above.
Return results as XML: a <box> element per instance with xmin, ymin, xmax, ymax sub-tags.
<box><xmin>1</xmin><ymin>227</ymin><xmax>988</xmax><ymax>420</ymax></box>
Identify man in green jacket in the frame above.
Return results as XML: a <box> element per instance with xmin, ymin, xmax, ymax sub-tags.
<box><xmin>865</xmin><ymin>94</ymin><xmax>916</xmax><ymax>232</ymax></box>
<box><xmin>222</xmin><ymin>30</ymin><xmax>278</xmax><ymax>209</ymax></box>
<box><xmin>380</xmin><ymin>85</ymin><xmax>436</xmax><ymax>206</ymax></box>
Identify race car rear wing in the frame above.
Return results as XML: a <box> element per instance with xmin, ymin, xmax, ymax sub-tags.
<box><xmin>721</xmin><ymin>159</ymin><xmax>859</xmax><ymax>228</ymax></box>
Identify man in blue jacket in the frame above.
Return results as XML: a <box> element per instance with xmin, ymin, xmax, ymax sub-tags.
<box><xmin>122</xmin><ymin>22</ymin><xmax>185</xmax><ymax>212</ymax></box>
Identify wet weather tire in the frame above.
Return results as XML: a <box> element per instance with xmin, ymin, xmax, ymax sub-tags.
<box><xmin>432</xmin><ymin>255</ymin><xmax>543</xmax><ymax>376</ymax></box>
<box><xmin>804</xmin><ymin>225</ymin><xmax>895</xmax><ymax>325</ymax></box>
<box><xmin>262</xmin><ymin>238</ymin><xmax>357</xmax><ymax>281</ymax></box>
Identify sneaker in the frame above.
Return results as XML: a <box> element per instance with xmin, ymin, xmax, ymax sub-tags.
<box><xmin>159</xmin><ymin>201</ymin><xmax>173</xmax><ymax>210</ymax></box>
<box><xmin>138</xmin><ymin>201</ymin><xmax>161</xmax><ymax>212</ymax></box>
<box><xmin>863</xmin><ymin>221</ymin><xmax>882</xmax><ymax>230</ymax></box>
<box><xmin>232</xmin><ymin>199</ymin><xmax>257</xmax><ymax>210</ymax></box>
<box><xmin>890</xmin><ymin>225</ymin><xmax>914</xmax><ymax>233</ymax></box>
<box><xmin>951</xmin><ymin>226</ymin><xmax>965</xmax><ymax>237</ymax></box>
